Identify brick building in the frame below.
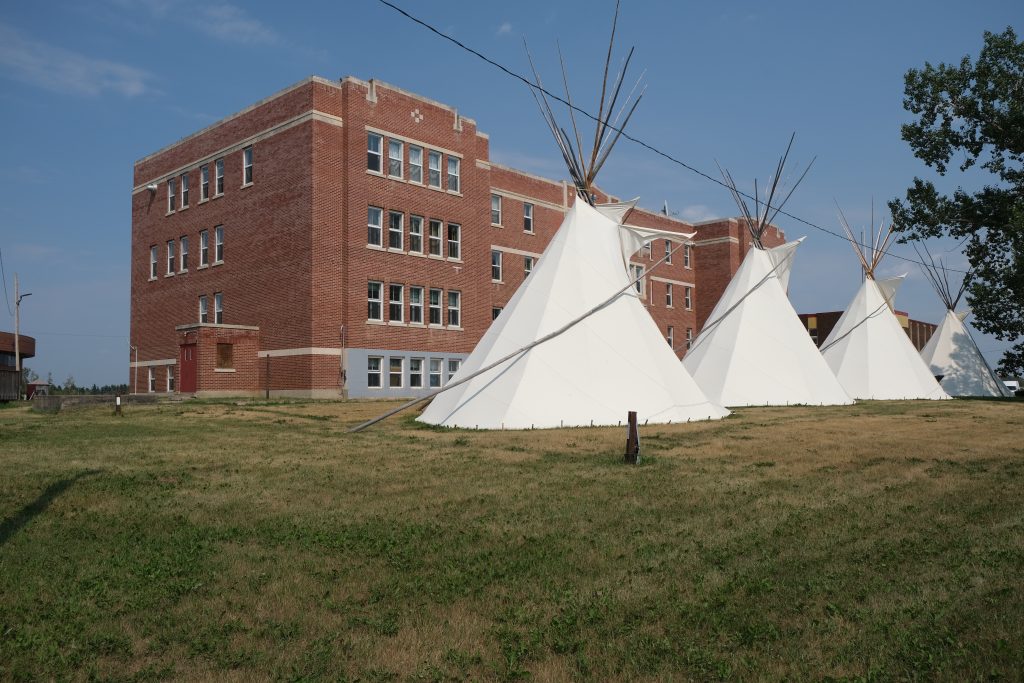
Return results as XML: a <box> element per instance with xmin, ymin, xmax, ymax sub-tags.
<box><xmin>799</xmin><ymin>310</ymin><xmax>936</xmax><ymax>351</ymax></box>
<box><xmin>130</xmin><ymin>76</ymin><xmax>782</xmax><ymax>398</ymax></box>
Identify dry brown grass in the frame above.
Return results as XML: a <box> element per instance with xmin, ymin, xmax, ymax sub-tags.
<box><xmin>0</xmin><ymin>397</ymin><xmax>1022</xmax><ymax>681</ymax></box>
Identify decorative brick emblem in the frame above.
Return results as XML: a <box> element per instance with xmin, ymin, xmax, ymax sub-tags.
<box><xmin>411</xmin><ymin>108</ymin><xmax>424</xmax><ymax>123</ymax></box>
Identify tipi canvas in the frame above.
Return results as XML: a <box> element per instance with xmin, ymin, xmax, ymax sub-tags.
<box><xmin>921</xmin><ymin>310</ymin><xmax>1010</xmax><ymax>396</ymax></box>
<box><xmin>417</xmin><ymin>200</ymin><xmax>729</xmax><ymax>428</ymax></box>
<box><xmin>683</xmin><ymin>239</ymin><xmax>853</xmax><ymax>406</ymax></box>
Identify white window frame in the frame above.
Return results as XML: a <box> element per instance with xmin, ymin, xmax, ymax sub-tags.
<box><xmin>631</xmin><ymin>264</ymin><xmax>645</xmax><ymax>295</ymax></box>
<box><xmin>215</xmin><ymin>158</ymin><xmax>224</xmax><ymax>196</ymax></box>
<box><xmin>389</xmin><ymin>357</ymin><xmax>404</xmax><ymax>388</ymax></box>
<box><xmin>149</xmin><ymin>246</ymin><xmax>157</xmax><ymax>279</ymax></box>
<box><xmin>367</xmin><ymin>133</ymin><xmax>382</xmax><ymax>173</ymax></box>
<box><xmin>166</xmin><ymin>240</ymin><xmax>175</xmax><ymax>275</ymax></box>
<box><xmin>524</xmin><ymin>202</ymin><xmax>534</xmax><ymax>233</ymax></box>
<box><xmin>491</xmin><ymin>250</ymin><xmax>502</xmax><ymax>282</ymax></box>
<box><xmin>447</xmin><ymin>156</ymin><xmax>460</xmax><ymax>192</ymax></box>
<box><xmin>388</xmin><ymin>211</ymin><xmax>404</xmax><ymax>250</ymax></box>
<box><xmin>243</xmin><ymin>146</ymin><xmax>253</xmax><ymax>185</ymax></box>
<box><xmin>665</xmin><ymin>240</ymin><xmax>672</xmax><ymax>264</ymax></box>
<box><xmin>200</xmin><ymin>230</ymin><xmax>209</xmax><ymax>266</ymax></box>
<box><xmin>167</xmin><ymin>365</ymin><xmax>175</xmax><ymax>392</ymax></box>
<box><xmin>684</xmin><ymin>286</ymin><xmax>692</xmax><ymax>310</ymax></box>
<box><xmin>686</xmin><ymin>327</ymin><xmax>693</xmax><ymax>350</ymax></box>
<box><xmin>428</xmin><ymin>219</ymin><xmax>443</xmax><ymax>256</ymax></box>
<box><xmin>388</xmin><ymin>139</ymin><xmax>403</xmax><ymax>179</ymax></box>
<box><xmin>447</xmin><ymin>358</ymin><xmax>461</xmax><ymax>383</ymax></box>
<box><xmin>665</xmin><ymin>283</ymin><xmax>673</xmax><ymax>308</ymax></box>
<box><xmin>167</xmin><ymin>177</ymin><xmax>176</xmax><ymax>212</ymax></box>
<box><xmin>148</xmin><ymin>367</ymin><xmax>155</xmax><ymax>393</ymax></box>
<box><xmin>199</xmin><ymin>295</ymin><xmax>208</xmax><ymax>323</ymax></box>
<box><xmin>367</xmin><ymin>356</ymin><xmax>383</xmax><ymax>388</ymax></box>
<box><xmin>684</xmin><ymin>244</ymin><xmax>692</xmax><ymax>269</ymax></box>
<box><xmin>200</xmin><ymin>164</ymin><xmax>209</xmax><ymax>201</ymax></box>
<box><xmin>368</xmin><ymin>206</ymin><xmax>383</xmax><ymax>247</ymax></box>
<box><xmin>180</xmin><ymin>236</ymin><xmax>189</xmax><ymax>271</ymax></box>
<box><xmin>214</xmin><ymin>225</ymin><xmax>224</xmax><ymax>263</ymax></box>
<box><xmin>524</xmin><ymin>255</ymin><xmax>534</xmax><ymax>278</ymax></box>
<box><xmin>409</xmin><ymin>358</ymin><xmax>424</xmax><ymax>388</ymax></box>
<box><xmin>447</xmin><ymin>290</ymin><xmax>461</xmax><ymax>327</ymax></box>
<box><xmin>409</xmin><ymin>286</ymin><xmax>424</xmax><ymax>324</ymax></box>
<box><xmin>491</xmin><ymin>194</ymin><xmax>502</xmax><ymax>225</ymax></box>
<box><xmin>428</xmin><ymin>150</ymin><xmax>442</xmax><ymax>188</ymax></box>
<box><xmin>447</xmin><ymin>223</ymin><xmax>461</xmax><ymax>260</ymax></box>
<box><xmin>180</xmin><ymin>173</ymin><xmax>189</xmax><ymax>208</ymax></box>
<box><xmin>214</xmin><ymin>292</ymin><xmax>223</xmax><ymax>324</ymax></box>
<box><xmin>428</xmin><ymin>288</ymin><xmax>442</xmax><ymax>326</ymax></box>
<box><xmin>667</xmin><ymin>325</ymin><xmax>675</xmax><ymax>349</ymax></box>
<box><xmin>367</xmin><ymin>281</ymin><xmax>383</xmax><ymax>321</ymax></box>
<box><xmin>409</xmin><ymin>145</ymin><xmax>423</xmax><ymax>184</ymax></box>
<box><xmin>408</xmin><ymin>215</ymin><xmax>423</xmax><ymax>254</ymax></box>
<box><xmin>428</xmin><ymin>358</ymin><xmax>442</xmax><ymax>388</ymax></box>
<box><xmin>388</xmin><ymin>284</ymin><xmax>404</xmax><ymax>323</ymax></box>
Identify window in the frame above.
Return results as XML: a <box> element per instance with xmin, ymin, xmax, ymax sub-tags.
<box><xmin>215</xmin><ymin>158</ymin><xmax>224</xmax><ymax>195</ymax></box>
<box><xmin>686</xmin><ymin>327</ymin><xmax>693</xmax><ymax>350</ymax></box>
<box><xmin>447</xmin><ymin>358</ymin><xmax>461</xmax><ymax>382</ymax></box>
<box><xmin>367</xmin><ymin>133</ymin><xmax>382</xmax><ymax>172</ymax></box>
<box><xmin>367</xmin><ymin>281</ymin><xmax>383</xmax><ymax>321</ymax></box>
<box><xmin>643</xmin><ymin>241</ymin><xmax>652</xmax><ymax>259</ymax></box>
<box><xmin>409</xmin><ymin>215</ymin><xmax>423</xmax><ymax>253</ymax></box>
<box><xmin>389</xmin><ymin>357</ymin><xmax>403</xmax><ymax>388</ymax></box>
<box><xmin>524</xmin><ymin>256</ymin><xmax>534</xmax><ymax>277</ymax></box>
<box><xmin>200</xmin><ymin>230</ymin><xmax>209</xmax><ymax>266</ymax></box>
<box><xmin>684</xmin><ymin>244</ymin><xmax>691</xmax><ymax>269</ymax></box>
<box><xmin>631</xmin><ymin>264</ymin><xmax>644</xmax><ymax>295</ymax></box>
<box><xmin>199</xmin><ymin>295</ymin><xmax>208</xmax><ymax>323</ymax></box>
<box><xmin>149</xmin><ymin>246</ymin><xmax>157</xmax><ymax>279</ymax></box>
<box><xmin>148</xmin><ymin>367</ymin><xmax>155</xmax><ymax>393</ymax></box>
<box><xmin>410</xmin><ymin>358</ymin><xmax>424</xmax><ymax>388</ymax></box>
<box><xmin>448</xmin><ymin>290</ymin><xmax>461</xmax><ymax>327</ymax></box>
<box><xmin>167</xmin><ymin>240</ymin><xmax>175</xmax><ymax>275</ymax></box>
<box><xmin>243</xmin><ymin>146</ymin><xmax>253</xmax><ymax>185</ymax></box>
<box><xmin>388</xmin><ymin>139</ymin><xmax>403</xmax><ymax>178</ymax></box>
<box><xmin>409</xmin><ymin>145</ymin><xmax>423</xmax><ymax>183</ymax></box>
<box><xmin>491</xmin><ymin>194</ymin><xmax>502</xmax><ymax>225</ymax></box>
<box><xmin>409</xmin><ymin>286</ymin><xmax>424</xmax><ymax>324</ymax></box>
<box><xmin>429</xmin><ymin>288</ymin><xmax>442</xmax><ymax>325</ymax></box>
<box><xmin>180</xmin><ymin>236</ymin><xmax>189</xmax><ymax>271</ymax></box>
<box><xmin>180</xmin><ymin>173</ymin><xmax>189</xmax><ymax>207</ymax></box>
<box><xmin>665</xmin><ymin>283</ymin><xmax>673</xmax><ymax>307</ymax></box>
<box><xmin>368</xmin><ymin>207</ymin><xmax>383</xmax><ymax>247</ymax></box>
<box><xmin>447</xmin><ymin>223</ymin><xmax>461</xmax><ymax>260</ymax></box>
<box><xmin>388</xmin><ymin>211</ymin><xmax>403</xmax><ymax>250</ymax></box>
<box><xmin>447</xmin><ymin>156</ymin><xmax>460</xmax><ymax>192</ymax></box>
<box><xmin>367</xmin><ymin>356</ymin><xmax>382</xmax><ymax>388</ymax></box>
<box><xmin>667</xmin><ymin>326</ymin><xmax>675</xmax><ymax>348</ymax></box>
<box><xmin>524</xmin><ymin>202</ymin><xmax>534</xmax><ymax>232</ymax></box>
<box><xmin>214</xmin><ymin>292</ymin><xmax>223</xmax><ymax>324</ymax></box>
<box><xmin>428</xmin><ymin>150</ymin><xmax>442</xmax><ymax>187</ymax></box>
<box><xmin>492</xmin><ymin>307</ymin><xmax>502</xmax><ymax>320</ymax></box>
<box><xmin>389</xmin><ymin>284</ymin><xmax>404</xmax><ymax>322</ymax></box>
<box><xmin>167</xmin><ymin>365</ymin><xmax>175</xmax><ymax>392</ymax></box>
<box><xmin>665</xmin><ymin>240</ymin><xmax>672</xmax><ymax>264</ymax></box>
<box><xmin>167</xmin><ymin>178</ymin><xmax>176</xmax><ymax>212</ymax></box>
<box><xmin>201</xmin><ymin>164</ymin><xmax>209</xmax><ymax>201</ymax></box>
<box><xmin>428</xmin><ymin>359</ymin><xmax>442</xmax><ymax>388</ymax></box>
<box><xmin>216</xmin><ymin>343</ymin><xmax>233</xmax><ymax>369</ymax></box>
<box><xmin>214</xmin><ymin>225</ymin><xmax>224</xmax><ymax>263</ymax></box>
<box><xmin>428</xmin><ymin>220</ymin><xmax>442</xmax><ymax>256</ymax></box>
<box><xmin>684</xmin><ymin>286</ymin><xmax>692</xmax><ymax>310</ymax></box>
<box><xmin>491</xmin><ymin>250</ymin><xmax>502</xmax><ymax>281</ymax></box>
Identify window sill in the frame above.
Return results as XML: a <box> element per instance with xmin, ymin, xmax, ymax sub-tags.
<box><xmin>387</xmin><ymin>247</ymin><xmax>404</xmax><ymax>254</ymax></box>
<box><xmin>240</xmin><ymin>182</ymin><xmax>253</xmax><ymax>189</ymax></box>
<box><xmin>491</xmin><ymin>223</ymin><xmax>503</xmax><ymax>228</ymax></box>
<box><xmin>214</xmin><ymin>368</ymin><xmax>236</xmax><ymax>373</ymax></box>
<box><xmin>408</xmin><ymin>251</ymin><xmax>426</xmax><ymax>258</ymax></box>
<box><xmin>148</xmin><ymin>277</ymin><xmax>157</xmax><ymax>282</ymax></box>
<box><xmin>164</xmin><ymin>272</ymin><xmax>175</xmax><ymax>278</ymax></box>
<box><xmin>491</xmin><ymin>280</ymin><xmax>504</xmax><ymax>285</ymax></box>
<box><xmin>446</xmin><ymin>190</ymin><xmax>463</xmax><ymax>197</ymax></box>
<box><xmin>408</xmin><ymin>322</ymin><xmax>426</xmax><ymax>328</ymax></box>
<box><xmin>366</xmin><ymin>319</ymin><xmax>385</xmax><ymax>325</ymax></box>
<box><xmin>213</xmin><ymin>193</ymin><xmax>224</xmax><ymax>200</ymax></box>
<box><xmin>447</xmin><ymin>326</ymin><xmax>463</xmax><ymax>331</ymax></box>
<box><xmin>387</xmin><ymin>174</ymin><xmax>403</xmax><ymax>181</ymax></box>
<box><xmin>179</xmin><ymin>205</ymin><xmax>189</xmax><ymax>212</ymax></box>
<box><xmin>367</xmin><ymin>244</ymin><xmax>385</xmax><ymax>252</ymax></box>
<box><xmin>199</xmin><ymin>198</ymin><xmax>210</xmax><ymax>205</ymax></box>
<box><xmin>180</xmin><ymin>268</ymin><xmax>189</xmax><ymax>274</ymax></box>
<box><xmin>387</xmin><ymin>321</ymin><xmax>406</xmax><ymax>327</ymax></box>
<box><xmin>448</xmin><ymin>258</ymin><xmax>464</xmax><ymax>264</ymax></box>
<box><xmin>212</xmin><ymin>261</ymin><xmax>224</xmax><ymax>267</ymax></box>
<box><xmin>165</xmin><ymin>211</ymin><xmax>175</xmax><ymax>217</ymax></box>
<box><xmin>366</xmin><ymin>169</ymin><xmax>385</xmax><ymax>178</ymax></box>
<box><xmin>197</xmin><ymin>264</ymin><xmax>209</xmax><ymax>270</ymax></box>
<box><xmin>524</xmin><ymin>230</ymin><xmax>534</xmax><ymax>235</ymax></box>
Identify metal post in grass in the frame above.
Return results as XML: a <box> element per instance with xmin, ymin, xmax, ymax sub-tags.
<box><xmin>114</xmin><ymin>395</ymin><xmax>122</xmax><ymax>417</ymax></box>
<box><xmin>624</xmin><ymin>411</ymin><xmax>640</xmax><ymax>464</ymax></box>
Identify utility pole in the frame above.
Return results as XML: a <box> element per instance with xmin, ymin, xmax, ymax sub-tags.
<box><xmin>14</xmin><ymin>274</ymin><xmax>32</xmax><ymax>390</ymax></box>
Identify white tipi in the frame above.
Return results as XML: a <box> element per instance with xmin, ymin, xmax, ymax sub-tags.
<box><xmin>819</xmin><ymin>210</ymin><xmax>949</xmax><ymax>400</ymax></box>
<box><xmin>915</xmin><ymin>244</ymin><xmax>1010</xmax><ymax>397</ymax></box>
<box><xmin>682</xmin><ymin>139</ymin><xmax>853</xmax><ymax>407</ymax></box>
<box><xmin>417</xmin><ymin>8</ymin><xmax>728</xmax><ymax>429</ymax></box>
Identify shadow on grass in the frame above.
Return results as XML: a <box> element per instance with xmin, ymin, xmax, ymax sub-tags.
<box><xmin>0</xmin><ymin>470</ymin><xmax>100</xmax><ymax>547</ymax></box>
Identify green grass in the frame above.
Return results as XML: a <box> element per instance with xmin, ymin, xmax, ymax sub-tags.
<box><xmin>0</xmin><ymin>398</ymin><xmax>1022</xmax><ymax>681</ymax></box>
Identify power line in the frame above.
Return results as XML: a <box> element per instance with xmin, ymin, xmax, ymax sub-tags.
<box><xmin>375</xmin><ymin>0</ymin><xmax>972</xmax><ymax>274</ymax></box>
<box><xmin>0</xmin><ymin>248</ymin><xmax>13</xmax><ymax>317</ymax></box>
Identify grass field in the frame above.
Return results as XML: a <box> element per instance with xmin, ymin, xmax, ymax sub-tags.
<box><xmin>1</xmin><ymin>398</ymin><xmax>1022</xmax><ymax>681</ymax></box>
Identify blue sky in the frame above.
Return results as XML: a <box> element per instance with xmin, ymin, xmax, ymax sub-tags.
<box><xmin>0</xmin><ymin>0</ymin><xmax>1020</xmax><ymax>386</ymax></box>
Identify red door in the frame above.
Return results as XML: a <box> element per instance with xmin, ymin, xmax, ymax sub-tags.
<box><xmin>180</xmin><ymin>343</ymin><xmax>197</xmax><ymax>393</ymax></box>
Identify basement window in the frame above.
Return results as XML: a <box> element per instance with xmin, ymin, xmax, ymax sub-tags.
<box><xmin>216</xmin><ymin>343</ymin><xmax>233</xmax><ymax>369</ymax></box>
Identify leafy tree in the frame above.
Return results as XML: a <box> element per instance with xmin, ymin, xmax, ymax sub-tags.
<box><xmin>889</xmin><ymin>27</ymin><xmax>1024</xmax><ymax>375</ymax></box>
